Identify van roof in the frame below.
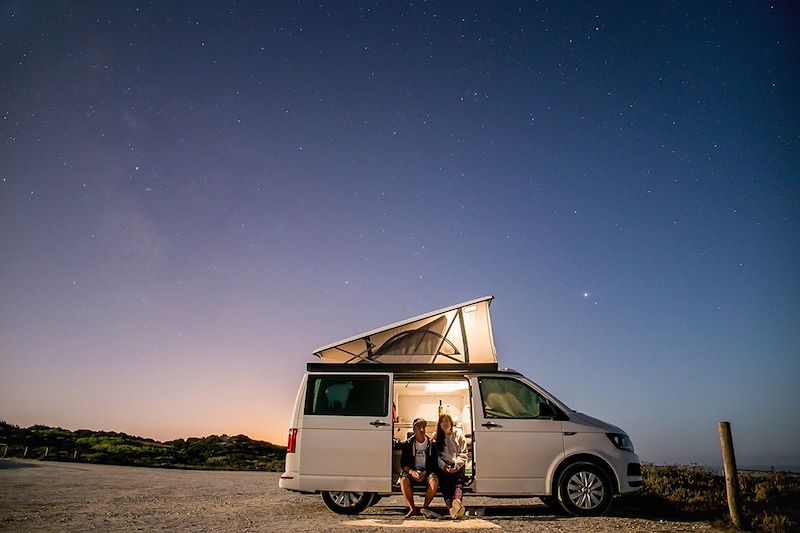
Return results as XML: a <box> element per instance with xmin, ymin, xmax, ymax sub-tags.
<box><xmin>306</xmin><ymin>362</ymin><xmax>503</xmax><ymax>374</ymax></box>
<box><xmin>313</xmin><ymin>296</ymin><xmax>497</xmax><ymax>365</ymax></box>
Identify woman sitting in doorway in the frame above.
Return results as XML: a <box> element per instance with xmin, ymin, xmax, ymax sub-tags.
<box><xmin>435</xmin><ymin>413</ymin><xmax>468</xmax><ymax>519</ymax></box>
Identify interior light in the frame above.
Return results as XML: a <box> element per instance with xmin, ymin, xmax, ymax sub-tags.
<box><xmin>463</xmin><ymin>305</ymin><xmax>477</xmax><ymax>312</ymax></box>
<box><xmin>425</xmin><ymin>382</ymin><xmax>469</xmax><ymax>393</ymax></box>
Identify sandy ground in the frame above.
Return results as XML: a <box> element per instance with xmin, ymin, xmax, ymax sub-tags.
<box><xmin>0</xmin><ymin>459</ymin><xmax>723</xmax><ymax>532</ymax></box>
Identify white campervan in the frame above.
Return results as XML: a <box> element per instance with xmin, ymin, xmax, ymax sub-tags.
<box><xmin>279</xmin><ymin>297</ymin><xmax>642</xmax><ymax>516</ymax></box>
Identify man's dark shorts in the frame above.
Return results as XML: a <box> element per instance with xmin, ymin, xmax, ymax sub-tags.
<box><xmin>398</xmin><ymin>470</ymin><xmax>439</xmax><ymax>486</ymax></box>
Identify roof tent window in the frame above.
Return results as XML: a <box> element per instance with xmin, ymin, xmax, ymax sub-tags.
<box><xmin>373</xmin><ymin>315</ymin><xmax>459</xmax><ymax>357</ymax></box>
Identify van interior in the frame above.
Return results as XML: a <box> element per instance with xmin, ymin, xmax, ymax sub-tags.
<box><xmin>392</xmin><ymin>378</ymin><xmax>473</xmax><ymax>483</ymax></box>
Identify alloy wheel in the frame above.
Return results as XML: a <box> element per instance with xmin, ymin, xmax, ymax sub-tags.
<box><xmin>566</xmin><ymin>470</ymin><xmax>605</xmax><ymax>510</ymax></box>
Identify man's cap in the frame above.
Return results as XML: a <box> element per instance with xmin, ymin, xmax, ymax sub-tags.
<box><xmin>413</xmin><ymin>417</ymin><xmax>427</xmax><ymax>428</ymax></box>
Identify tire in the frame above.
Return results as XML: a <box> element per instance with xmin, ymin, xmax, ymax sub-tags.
<box><xmin>369</xmin><ymin>493</ymin><xmax>383</xmax><ymax>506</ymax></box>
<box><xmin>321</xmin><ymin>491</ymin><xmax>373</xmax><ymax>515</ymax></box>
<box><xmin>557</xmin><ymin>462</ymin><xmax>613</xmax><ymax>516</ymax></box>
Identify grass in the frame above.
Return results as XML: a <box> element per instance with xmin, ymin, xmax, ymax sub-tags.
<box><xmin>620</xmin><ymin>464</ymin><xmax>800</xmax><ymax>532</ymax></box>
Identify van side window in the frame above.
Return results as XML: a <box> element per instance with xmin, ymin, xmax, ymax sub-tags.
<box><xmin>304</xmin><ymin>375</ymin><xmax>389</xmax><ymax>417</ymax></box>
<box><xmin>478</xmin><ymin>378</ymin><xmax>551</xmax><ymax>419</ymax></box>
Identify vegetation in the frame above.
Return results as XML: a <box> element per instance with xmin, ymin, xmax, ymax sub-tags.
<box><xmin>621</xmin><ymin>464</ymin><xmax>800</xmax><ymax>532</ymax></box>
<box><xmin>0</xmin><ymin>421</ymin><xmax>285</xmax><ymax>471</ymax></box>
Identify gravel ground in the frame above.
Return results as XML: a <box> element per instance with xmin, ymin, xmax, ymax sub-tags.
<box><xmin>0</xmin><ymin>459</ymin><xmax>723</xmax><ymax>532</ymax></box>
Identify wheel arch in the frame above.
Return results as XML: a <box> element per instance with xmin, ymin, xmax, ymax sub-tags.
<box><xmin>550</xmin><ymin>454</ymin><xmax>619</xmax><ymax>497</ymax></box>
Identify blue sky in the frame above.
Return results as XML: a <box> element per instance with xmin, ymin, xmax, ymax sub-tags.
<box><xmin>1</xmin><ymin>1</ymin><xmax>798</xmax><ymax>467</ymax></box>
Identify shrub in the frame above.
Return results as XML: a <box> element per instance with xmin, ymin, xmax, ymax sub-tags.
<box><xmin>640</xmin><ymin>464</ymin><xmax>725</xmax><ymax>513</ymax></box>
<box><xmin>636</xmin><ymin>465</ymin><xmax>799</xmax><ymax>532</ymax></box>
<box><xmin>2</xmin><ymin>421</ymin><xmax>286</xmax><ymax>472</ymax></box>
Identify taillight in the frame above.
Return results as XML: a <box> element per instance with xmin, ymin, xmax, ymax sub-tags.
<box><xmin>287</xmin><ymin>428</ymin><xmax>297</xmax><ymax>453</ymax></box>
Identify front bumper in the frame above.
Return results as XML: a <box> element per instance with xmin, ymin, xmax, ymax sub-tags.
<box><xmin>616</xmin><ymin>454</ymin><xmax>642</xmax><ymax>494</ymax></box>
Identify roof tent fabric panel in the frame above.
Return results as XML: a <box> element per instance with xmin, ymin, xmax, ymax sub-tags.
<box><xmin>315</xmin><ymin>312</ymin><xmax>459</xmax><ymax>364</ymax></box>
<box><xmin>313</xmin><ymin>296</ymin><xmax>495</xmax><ymax>365</ymax></box>
<box><xmin>460</xmin><ymin>299</ymin><xmax>496</xmax><ymax>364</ymax></box>
<box><xmin>316</xmin><ymin>338</ymin><xmax>368</xmax><ymax>364</ymax></box>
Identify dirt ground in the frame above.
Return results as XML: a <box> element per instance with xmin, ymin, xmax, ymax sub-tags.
<box><xmin>0</xmin><ymin>459</ymin><xmax>723</xmax><ymax>532</ymax></box>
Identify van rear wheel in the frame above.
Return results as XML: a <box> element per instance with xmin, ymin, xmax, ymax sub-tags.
<box><xmin>321</xmin><ymin>491</ymin><xmax>373</xmax><ymax>515</ymax></box>
<box><xmin>557</xmin><ymin>462</ymin><xmax>613</xmax><ymax>516</ymax></box>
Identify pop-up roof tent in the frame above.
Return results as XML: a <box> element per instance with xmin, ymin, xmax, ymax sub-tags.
<box><xmin>313</xmin><ymin>296</ymin><xmax>496</xmax><ymax>365</ymax></box>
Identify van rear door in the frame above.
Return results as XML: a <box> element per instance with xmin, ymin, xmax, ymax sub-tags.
<box><xmin>298</xmin><ymin>372</ymin><xmax>394</xmax><ymax>492</ymax></box>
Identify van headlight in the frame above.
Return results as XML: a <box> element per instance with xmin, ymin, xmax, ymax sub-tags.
<box><xmin>606</xmin><ymin>433</ymin><xmax>634</xmax><ymax>453</ymax></box>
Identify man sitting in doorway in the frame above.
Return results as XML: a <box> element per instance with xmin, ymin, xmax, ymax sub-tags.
<box><xmin>399</xmin><ymin>417</ymin><xmax>439</xmax><ymax>519</ymax></box>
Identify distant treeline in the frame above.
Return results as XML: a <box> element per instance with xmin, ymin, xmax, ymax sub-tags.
<box><xmin>0</xmin><ymin>421</ymin><xmax>285</xmax><ymax>471</ymax></box>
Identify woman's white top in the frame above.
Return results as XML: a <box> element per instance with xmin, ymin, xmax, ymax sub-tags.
<box><xmin>437</xmin><ymin>429</ymin><xmax>468</xmax><ymax>470</ymax></box>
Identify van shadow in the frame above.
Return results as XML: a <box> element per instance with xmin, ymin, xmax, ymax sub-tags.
<box><xmin>475</xmin><ymin>504</ymin><xmax>558</xmax><ymax>518</ymax></box>
<box><xmin>609</xmin><ymin>495</ymin><xmax>722</xmax><ymax>523</ymax></box>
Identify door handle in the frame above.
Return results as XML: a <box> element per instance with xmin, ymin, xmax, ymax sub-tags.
<box><xmin>481</xmin><ymin>421</ymin><xmax>501</xmax><ymax>429</ymax></box>
<box><xmin>370</xmin><ymin>420</ymin><xmax>389</xmax><ymax>427</ymax></box>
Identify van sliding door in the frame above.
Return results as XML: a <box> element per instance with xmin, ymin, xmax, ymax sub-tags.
<box><xmin>298</xmin><ymin>372</ymin><xmax>394</xmax><ymax>492</ymax></box>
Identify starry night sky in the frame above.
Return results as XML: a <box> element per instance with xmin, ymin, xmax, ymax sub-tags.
<box><xmin>1</xmin><ymin>1</ymin><xmax>798</xmax><ymax>467</ymax></box>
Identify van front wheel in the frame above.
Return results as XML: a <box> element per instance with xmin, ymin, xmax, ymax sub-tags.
<box><xmin>321</xmin><ymin>491</ymin><xmax>373</xmax><ymax>515</ymax></box>
<box><xmin>557</xmin><ymin>463</ymin><xmax>613</xmax><ymax>516</ymax></box>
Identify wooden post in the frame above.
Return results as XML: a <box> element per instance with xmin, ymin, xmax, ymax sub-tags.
<box><xmin>2</xmin><ymin>444</ymin><xmax>7</xmax><ymax>457</ymax></box>
<box><xmin>44</xmin><ymin>447</ymin><xmax>49</xmax><ymax>458</ymax></box>
<box><xmin>718</xmin><ymin>421</ymin><xmax>744</xmax><ymax>529</ymax></box>
<box><xmin>73</xmin><ymin>450</ymin><xmax>78</xmax><ymax>460</ymax></box>
<box><xmin>23</xmin><ymin>446</ymin><xmax>28</xmax><ymax>457</ymax></box>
